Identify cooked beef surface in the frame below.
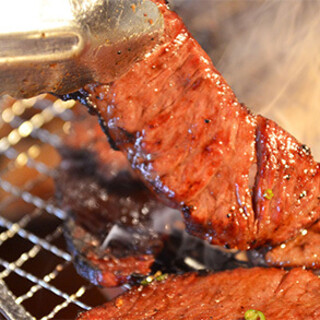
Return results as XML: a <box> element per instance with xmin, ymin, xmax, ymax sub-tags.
<box><xmin>77</xmin><ymin>267</ymin><xmax>320</xmax><ymax>320</ymax></box>
<box><xmin>58</xmin><ymin>105</ymin><xmax>252</xmax><ymax>287</ymax></box>
<box><xmin>75</xmin><ymin>0</ymin><xmax>320</xmax><ymax>250</ymax></box>
<box><xmin>249</xmin><ymin>221</ymin><xmax>320</xmax><ymax>269</ymax></box>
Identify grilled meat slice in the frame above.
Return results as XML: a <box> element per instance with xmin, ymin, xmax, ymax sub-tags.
<box><xmin>57</xmin><ymin>155</ymin><xmax>247</xmax><ymax>287</ymax></box>
<box><xmin>56</xmin><ymin>150</ymin><xmax>180</xmax><ymax>287</ymax></box>
<box><xmin>249</xmin><ymin>221</ymin><xmax>320</xmax><ymax>269</ymax></box>
<box><xmin>77</xmin><ymin>267</ymin><xmax>320</xmax><ymax>320</ymax></box>
<box><xmin>76</xmin><ymin>0</ymin><xmax>320</xmax><ymax>250</ymax></box>
<box><xmin>58</xmin><ymin>105</ymin><xmax>250</xmax><ymax>286</ymax></box>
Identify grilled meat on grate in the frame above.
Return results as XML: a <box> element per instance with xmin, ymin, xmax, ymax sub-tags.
<box><xmin>56</xmin><ymin>145</ymin><xmax>178</xmax><ymax>287</ymax></box>
<box><xmin>57</xmin><ymin>1</ymin><xmax>320</xmax><ymax>319</ymax></box>
<box><xmin>67</xmin><ymin>0</ymin><xmax>320</xmax><ymax>250</ymax></box>
<box><xmin>77</xmin><ymin>267</ymin><xmax>320</xmax><ymax>320</ymax></box>
<box><xmin>57</xmin><ymin>108</ymin><xmax>250</xmax><ymax>287</ymax></box>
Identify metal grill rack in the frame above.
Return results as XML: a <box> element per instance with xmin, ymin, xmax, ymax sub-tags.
<box><xmin>0</xmin><ymin>94</ymin><xmax>250</xmax><ymax>320</ymax></box>
<box><xmin>0</xmin><ymin>95</ymin><xmax>107</xmax><ymax>320</ymax></box>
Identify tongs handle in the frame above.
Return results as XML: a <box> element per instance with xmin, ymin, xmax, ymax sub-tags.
<box><xmin>0</xmin><ymin>0</ymin><xmax>164</xmax><ymax>98</ymax></box>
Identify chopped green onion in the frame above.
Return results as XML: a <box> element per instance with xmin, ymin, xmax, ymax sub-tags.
<box><xmin>140</xmin><ymin>272</ymin><xmax>168</xmax><ymax>286</ymax></box>
<box><xmin>141</xmin><ymin>276</ymin><xmax>154</xmax><ymax>286</ymax></box>
<box><xmin>244</xmin><ymin>309</ymin><xmax>266</xmax><ymax>320</ymax></box>
<box><xmin>263</xmin><ymin>188</ymin><xmax>274</xmax><ymax>200</ymax></box>
<box><xmin>155</xmin><ymin>273</ymin><xmax>168</xmax><ymax>282</ymax></box>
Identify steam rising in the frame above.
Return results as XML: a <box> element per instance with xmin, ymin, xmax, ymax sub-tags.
<box><xmin>174</xmin><ymin>0</ymin><xmax>320</xmax><ymax>158</ymax></box>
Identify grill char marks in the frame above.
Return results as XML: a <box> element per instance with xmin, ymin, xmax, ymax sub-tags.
<box><xmin>77</xmin><ymin>268</ymin><xmax>320</xmax><ymax>320</ymax></box>
<box><xmin>80</xmin><ymin>0</ymin><xmax>320</xmax><ymax>249</ymax></box>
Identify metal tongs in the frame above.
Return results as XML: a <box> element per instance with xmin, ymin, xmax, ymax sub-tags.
<box><xmin>0</xmin><ymin>0</ymin><xmax>164</xmax><ymax>98</ymax></box>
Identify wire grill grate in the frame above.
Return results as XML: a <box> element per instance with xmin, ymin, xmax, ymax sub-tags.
<box><xmin>0</xmin><ymin>93</ymin><xmax>251</xmax><ymax>320</ymax></box>
<box><xmin>0</xmin><ymin>95</ymin><xmax>103</xmax><ymax>320</ymax></box>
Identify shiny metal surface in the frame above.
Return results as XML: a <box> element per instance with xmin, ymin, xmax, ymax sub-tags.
<box><xmin>0</xmin><ymin>0</ymin><xmax>164</xmax><ymax>98</ymax></box>
<box><xmin>0</xmin><ymin>96</ymin><xmax>103</xmax><ymax>320</ymax></box>
<box><xmin>0</xmin><ymin>280</ymin><xmax>33</xmax><ymax>320</ymax></box>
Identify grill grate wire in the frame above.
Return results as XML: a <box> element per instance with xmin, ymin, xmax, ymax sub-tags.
<box><xmin>0</xmin><ymin>95</ymin><xmax>102</xmax><ymax>320</ymax></box>
<box><xmin>0</xmin><ymin>94</ymin><xmax>250</xmax><ymax>320</ymax></box>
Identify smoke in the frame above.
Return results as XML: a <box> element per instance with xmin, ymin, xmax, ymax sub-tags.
<box><xmin>173</xmin><ymin>0</ymin><xmax>320</xmax><ymax>159</ymax></box>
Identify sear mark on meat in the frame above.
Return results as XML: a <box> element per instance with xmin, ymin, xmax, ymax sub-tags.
<box><xmin>77</xmin><ymin>267</ymin><xmax>320</xmax><ymax>320</ymax></box>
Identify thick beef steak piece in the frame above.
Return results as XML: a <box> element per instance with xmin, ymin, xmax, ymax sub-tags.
<box><xmin>77</xmin><ymin>267</ymin><xmax>320</xmax><ymax>320</ymax></box>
